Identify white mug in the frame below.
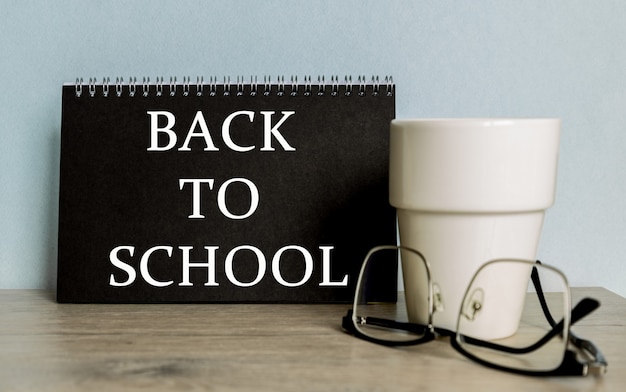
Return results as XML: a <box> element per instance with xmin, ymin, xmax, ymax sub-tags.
<box><xmin>389</xmin><ymin>118</ymin><xmax>560</xmax><ymax>336</ymax></box>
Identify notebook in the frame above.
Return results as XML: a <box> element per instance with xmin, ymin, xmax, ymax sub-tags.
<box><xmin>57</xmin><ymin>75</ymin><xmax>397</xmax><ymax>303</ymax></box>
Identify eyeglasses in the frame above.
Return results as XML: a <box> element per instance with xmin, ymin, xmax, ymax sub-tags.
<box><xmin>342</xmin><ymin>245</ymin><xmax>608</xmax><ymax>376</ymax></box>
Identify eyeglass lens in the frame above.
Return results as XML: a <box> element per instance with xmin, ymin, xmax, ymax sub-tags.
<box><xmin>353</xmin><ymin>246</ymin><xmax>432</xmax><ymax>343</ymax></box>
<box><xmin>456</xmin><ymin>260</ymin><xmax>570</xmax><ymax>373</ymax></box>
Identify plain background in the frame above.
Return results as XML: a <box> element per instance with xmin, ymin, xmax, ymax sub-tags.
<box><xmin>1</xmin><ymin>1</ymin><xmax>625</xmax><ymax>297</ymax></box>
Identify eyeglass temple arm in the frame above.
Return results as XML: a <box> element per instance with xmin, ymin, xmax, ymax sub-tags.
<box><xmin>531</xmin><ymin>262</ymin><xmax>557</xmax><ymax>327</ymax></box>
<box><xmin>342</xmin><ymin>310</ymin><xmax>430</xmax><ymax>335</ymax></box>
<box><xmin>531</xmin><ymin>262</ymin><xmax>607</xmax><ymax>371</ymax></box>
<box><xmin>549</xmin><ymin>300</ymin><xmax>607</xmax><ymax>376</ymax></box>
<box><xmin>568</xmin><ymin>331</ymin><xmax>608</xmax><ymax>374</ymax></box>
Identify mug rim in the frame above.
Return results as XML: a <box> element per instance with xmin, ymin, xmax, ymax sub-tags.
<box><xmin>391</xmin><ymin>118</ymin><xmax>560</xmax><ymax>127</ymax></box>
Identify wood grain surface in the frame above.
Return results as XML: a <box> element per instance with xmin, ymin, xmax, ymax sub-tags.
<box><xmin>1</xmin><ymin>288</ymin><xmax>624</xmax><ymax>391</ymax></box>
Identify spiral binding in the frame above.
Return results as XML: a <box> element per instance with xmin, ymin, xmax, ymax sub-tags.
<box><xmin>74</xmin><ymin>75</ymin><xmax>394</xmax><ymax>98</ymax></box>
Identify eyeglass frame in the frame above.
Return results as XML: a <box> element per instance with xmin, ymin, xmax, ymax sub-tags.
<box><xmin>342</xmin><ymin>245</ymin><xmax>608</xmax><ymax>377</ymax></box>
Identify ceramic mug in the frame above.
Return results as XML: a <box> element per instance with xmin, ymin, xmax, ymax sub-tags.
<box><xmin>389</xmin><ymin>118</ymin><xmax>560</xmax><ymax>337</ymax></box>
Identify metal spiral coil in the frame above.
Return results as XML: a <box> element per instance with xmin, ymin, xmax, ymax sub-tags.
<box><xmin>73</xmin><ymin>75</ymin><xmax>395</xmax><ymax>98</ymax></box>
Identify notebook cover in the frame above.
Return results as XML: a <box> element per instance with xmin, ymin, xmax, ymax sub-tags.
<box><xmin>57</xmin><ymin>80</ymin><xmax>396</xmax><ymax>303</ymax></box>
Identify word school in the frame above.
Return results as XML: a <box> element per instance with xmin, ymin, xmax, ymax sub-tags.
<box><xmin>109</xmin><ymin>245</ymin><xmax>348</xmax><ymax>288</ymax></box>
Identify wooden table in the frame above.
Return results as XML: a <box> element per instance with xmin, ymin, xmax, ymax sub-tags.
<box><xmin>1</xmin><ymin>288</ymin><xmax>624</xmax><ymax>391</ymax></box>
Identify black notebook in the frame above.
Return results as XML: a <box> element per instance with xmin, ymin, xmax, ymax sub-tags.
<box><xmin>57</xmin><ymin>76</ymin><xmax>396</xmax><ymax>303</ymax></box>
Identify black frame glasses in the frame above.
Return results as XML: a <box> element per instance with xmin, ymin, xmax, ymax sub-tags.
<box><xmin>342</xmin><ymin>245</ymin><xmax>608</xmax><ymax>377</ymax></box>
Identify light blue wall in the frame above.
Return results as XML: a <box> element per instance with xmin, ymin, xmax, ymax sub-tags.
<box><xmin>1</xmin><ymin>1</ymin><xmax>625</xmax><ymax>296</ymax></box>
